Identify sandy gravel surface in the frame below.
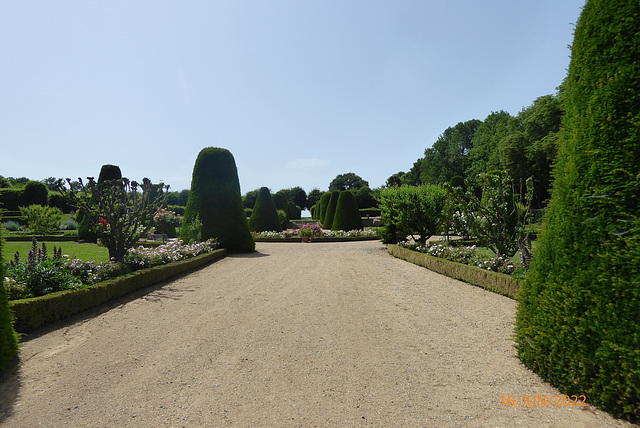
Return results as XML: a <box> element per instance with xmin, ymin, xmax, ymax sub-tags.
<box><xmin>0</xmin><ymin>241</ymin><xmax>632</xmax><ymax>427</ymax></box>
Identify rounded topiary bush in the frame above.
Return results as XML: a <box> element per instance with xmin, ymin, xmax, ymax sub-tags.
<box><xmin>322</xmin><ymin>191</ymin><xmax>339</xmax><ymax>229</ymax></box>
<box><xmin>248</xmin><ymin>187</ymin><xmax>281</xmax><ymax>232</ymax></box>
<box><xmin>21</xmin><ymin>181</ymin><xmax>48</xmax><ymax>207</ymax></box>
<box><xmin>515</xmin><ymin>0</ymin><xmax>640</xmax><ymax>420</ymax></box>
<box><xmin>181</xmin><ymin>147</ymin><xmax>254</xmax><ymax>252</ymax></box>
<box><xmin>331</xmin><ymin>191</ymin><xmax>363</xmax><ymax>231</ymax></box>
<box><xmin>0</xmin><ymin>232</ymin><xmax>20</xmax><ymax>370</ymax></box>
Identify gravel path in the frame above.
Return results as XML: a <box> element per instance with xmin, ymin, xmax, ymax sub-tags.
<box><xmin>0</xmin><ymin>241</ymin><xmax>631</xmax><ymax>427</ymax></box>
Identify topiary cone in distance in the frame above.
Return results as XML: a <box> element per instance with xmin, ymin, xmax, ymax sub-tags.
<box><xmin>322</xmin><ymin>190</ymin><xmax>339</xmax><ymax>229</ymax></box>
<box><xmin>181</xmin><ymin>147</ymin><xmax>255</xmax><ymax>253</ymax></box>
<box><xmin>317</xmin><ymin>192</ymin><xmax>331</xmax><ymax>221</ymax></box>
<box><xmin>248</xmin><ymin>187</ymin><xmax>281</xmax><ymax>232</ymax></box>
<box><xmin>331</xmin><ymin>190</ymin><xmax>363</xmax><ymax>231</ymax></box>
<box><xmin>515</xmin><ymin>0</ymin><xmax>640</xmax><ymax>419</ymax></box>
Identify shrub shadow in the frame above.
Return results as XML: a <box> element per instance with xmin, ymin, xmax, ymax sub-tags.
<box><xmin>228</xmin><ymin>251</ymin><xmax>270</xmax><ymax>259</ymax></box>
<box><xmin>0</xmin><ymin>358</ymin><xmax>22</xmax><ymax>423</ymax></box>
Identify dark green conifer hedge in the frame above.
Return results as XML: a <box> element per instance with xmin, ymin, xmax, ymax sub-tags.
<box><xmin>248</xmin><ymin>187</ymin><xmax>281</xmax><ymax>232</ymax></box>
<box><xmin>0</xmin><ymin>231</ymin><xmax>20</xmax><ymax>370</ymax></box>
<box><xmin>322</xmin><ymin>191</ymin><xmax>339</xmax><ymax>229</ymax></box>
<box><xmin>181</xmin><ymin>148</ymin><xmax>254</xmax><ymax>253</ymax></box>
<box><xmin>515</xmin><ymin>0</ymin><xmax>640</xmax><ymax>420</ymax></box>
<box><xmin>331</xmin><ymin>191</ymin><xmax>363</xmax><ymax>231</ymax></box>
<box><xmin>317</xmin><ymin>192</ymin><xmax>331</xmax><ymax>221</ymax></box>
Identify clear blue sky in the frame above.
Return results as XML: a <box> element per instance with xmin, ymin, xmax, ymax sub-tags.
<box><xmin>1</xmin><ymin>0</ymin><xmax>584</xmax><ymax>195</ymax></box>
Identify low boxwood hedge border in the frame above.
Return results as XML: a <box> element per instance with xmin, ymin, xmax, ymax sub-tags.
<box><xmin>5</xmin><ymin>235</ymin><xmax>78</xmax><ymax>242</ymax></box>
<box><xmin>9</xmin><ymin>249</ymin><xmax>226</xmax><ymax>333</ymax></box>
<box><xmin>388</xmin><ymin>244</ymin><xmax>522</xmax><ymax>299</ymax></box>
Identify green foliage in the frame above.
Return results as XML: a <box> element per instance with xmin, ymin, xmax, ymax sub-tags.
<box><xmin>307</xmin><ymin>188</ymin><xmax>322</xmax><ymax>210</ymax></box>
<box><xmin>516</xmin><ymin>0</ymin><xmax>640</xmax><ymax>420</ymax></box>
<box><xmin>316</xmin><ymin>192</ymin><xmax>331</xmax><ymax>221</ymax></box>
<box><xmin>97</xmin><ymin>164</ymin><xmax>122</xmax><ymax>182</ymax></box>
<box><xmin>2</xmin><ymin>220</ymin><xmax>21</xmax><ymax>231</ymax></box>
<box><xmin>331</xmin><ymin>191</ymin><xmax>363</xmax><ymax>231</ymax></box>
<box><xmin>322</xmin><ymin>191</ymin><xmax>339</xmax><ymax>229</ymax></box>
<box><xmin>242</xmin><ymin>188</ymin><xmax>260</xmax><ymax>209</ymax></box>
<box><xmin>181</xmin><ymin>147</ymin><xmax>254</xmax><ymax>252</ymax></box>
<box><xmin>21</xmin><ymin>181</ymin><xmax>49</xmax><ymax>207</ymax></box>
<box><xmin>447</xmin><ymin>171</ymin><xmax>533</xmax><ymax>258</ymax></box>
<box><xmin>59</xmin><ymin>177</ymin><xmax>169</xmax><ymax>261</ymax></box>
<box><xmin>276</xmin><ymin>209</ymin><xmax>289</xmax><ymax>230</ymax></box>
<box><xmin>19</xmin><ymin>204</ymin><xmax>63</xmax><ymax>233</ymax></box>
<box><xmin>248</xmin><ymin>187</ymin><xmax>281</xmax><ymax>232</ymax></box>
<box><xmin>0</xmin><ymin>230</ymin><xmax>20</xmax><ymax>370</ymax></box>
<box><xmin>0</xmin><ymin>188</ymin><xmax>22</xmax><ymax>210</ymax></box>
<box><xmin>379</xmin><ymin>184</ymin><xmax>448</xmax><ymax>245</ymax></box>
<box><xmin>329</xmin><ymin>173</ymin><xmax>369</xmax><ymax>191</ymax></box>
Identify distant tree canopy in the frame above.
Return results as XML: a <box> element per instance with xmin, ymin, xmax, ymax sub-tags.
<box><xmin>403</xmin><ymin>94</ymin><xmax>564</xmax><ymax>207</ymax></box>
<box><xmin>329</xmin><ymin>173</ymin><xmax>369</xmax><ymax>191</ymax></box>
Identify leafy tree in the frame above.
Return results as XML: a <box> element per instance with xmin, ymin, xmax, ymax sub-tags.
<box><xmin>421</xmin><ymin>119</ymin><xmax>481</xmax><ymax>184</ymax></box>
<box><xmin>516</xmin><ymin>0</ymin><xmax>640</xmax><ymax>419</ymax></box>
<box><xmin>248</xmin><ymin>187</ymin><xmax>281</xmax><ymax>232</ymax></box>
<box><xmin>385</xmin><ymin>172</ymin><xmax>404</xmax><ymax>187</ymax></box>
<box><xmin>242</xmin><ymin>188</ymin><xmax>261</xmax><ymax>209</ymax></box>
<box><xmin>181</xmin><ymin>147</ymin><xmax>254</xmax><ymax>252</ymax></box>
<box><xmin>58</xmin><ymin>177</ymin><xmax>169</xmax><ymax>261</ymax></box>
<box><xmin>278</xmin><ymin>186</ymin><xmax>307</xmax><ymax>209</ymax></box>
<box><xmin>331</xmin><ymin>191</ymin><xmax>363</xmax><ymax>231</ymax></box>
<box><xmin>329</xmin><ymin>173</ymin><xmax>369</xmax><ymax>191</ymax></box>
<box><xmin>379</xmin><ymin>184</ymin><xmax>448</xmax><ymax>245</ymax></box>
<box><xmin>0</xmin><ymin>231</ymin><xmax>20</xmax><ymax>370</ymax></box>
<box><xmin>306</xmin><ymin>188</ymin><xmax>323</xmax><ymax>210</ymax></box>
<box><xmin>465</xmin><ymin>111</ymin><xmax>519</xmax><ymax>182</ymax></box>
<box><xmin>447</xmin><ymin>171</ymin><xmax>533</xmax><ymax>257</ymax></box>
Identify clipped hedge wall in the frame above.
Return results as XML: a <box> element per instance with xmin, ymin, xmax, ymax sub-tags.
<box><xmin>0</xmin><ymin>232</ymin><xmax>20</xmax><ymax>370</ymax></box>
<box><xmin>388</xmin><ymin>244</ymin><xmax>522</xmax><ymax>299</ymax></box>
<box><xmin>9</xmin><ymin>249</ymin><xmax>226</xmax><ymax>333</ymax></box>
<box><xmin>515</xmin><ymin>0</ymin><xmax>640</xmax><ymax>420</ymax></box>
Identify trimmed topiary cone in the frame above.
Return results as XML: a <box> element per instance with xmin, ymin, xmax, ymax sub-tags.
<box><xmin>248</xmin><ymin>187</ymin><xmax>281</xmax><ymax>232</ymax></box>
<box><xmin>515</xmin><ymin>0</ymin><xmax>640</xmax><ymax>420</ymax></box>
<box><xmin>317</xmin><ymin>192</ymin><xmax>331</xmax><ymax>222</ymax></box>
<box><xmin>181</xmin><ymin>147</ymin><xmax>255</xmax><ymax>253</ymax></box>
<box><xmin>331</xmin><ymin>190</ymin><xmax>363</xmax><ymax>231</ymax></box>
<box><xmin>322</xmin><ymin>190</ymin><xmax>339</xmax><ymax>230</ymax></box>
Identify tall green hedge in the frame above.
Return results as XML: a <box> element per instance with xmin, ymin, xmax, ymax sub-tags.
<box><xmin>515</xmin><ymin>0</ymin><xmax>640</xmax><ymax>420</ymax></box>
<box><xmin>248</xmin><ymin>187</ymin><xmax>281</xmax><ymax>232</ymax></box>
<box><xmin>97</xmin><ymin>164</ymin><xmax>122</xmax><ymax>183</ymax></box>
<box><xmin>331</xmin><ymin>191</ymin><xmax>363</xmax><ymax>231</ymax></box>
<box><xmin>317</xmin><ymin>192</ymin><xmax>331</xmax><ymax>221</ymax></box>
<box><xmin>322</xmin><ymin>191</ymin><xmax>339</xmax><ymax>229</ymax></box>
<box><xmin>181</xmin><ymin>147</ymin><xmax>254</xmax><ymax>253</ymax></box>
<box><xmin>0</xmin><ymin>230</ymin><xmax>20</xmax><ymax>370</ymax></box>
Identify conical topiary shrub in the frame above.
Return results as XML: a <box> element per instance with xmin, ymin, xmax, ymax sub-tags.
<box><xmin>331</xmin><ymin>190</ymin><xmax>363</xmax><ymax>231</ymax></box>
<box><xmin>0</xmin><ymin>231</ymin><xmax>20</xmax><ymax>370</ymax></box>
<box><xmin>317</xmin><ymin>192</ymin><xmax>331</xmax><ymax>221</ymax></box>
<box><xmin>248</xmin><ymin>187</ymin><xmax>281</xmax><ymax>232</ymax></box>
<box><xmin>181</xmin><ymin>147</ymin><xmax>255</xmax><ymax>253</ymax></box>
<box><xmin>515</xmin><ymin>0</ymin><xmax>640</xmax><ymax>420</ymax></box>
<box><xmin>322</xmin><ymin>191</ymin><xmax>339</xmax><ymax>229</ymax></box>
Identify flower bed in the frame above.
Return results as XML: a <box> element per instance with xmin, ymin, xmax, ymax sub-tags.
<box><xmin>252</xmin><ymin>227</ymin><xmax>379</xmax><ymax>242</ymax></box>
<box><xmin>397</xmin><ymin>241</ymin><xmax>522</xmax><ymax>275</ymax></box>
<box><xmin>4</xmin><ymin>238</ymin><xmax>219</xmax><ymax>300</ymax></box>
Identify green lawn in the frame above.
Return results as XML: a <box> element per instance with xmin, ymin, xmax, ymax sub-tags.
<box><xmin>3</xmin><ymin>241</ymin><xmax>110</xmax><ymax>263</ymax></box>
